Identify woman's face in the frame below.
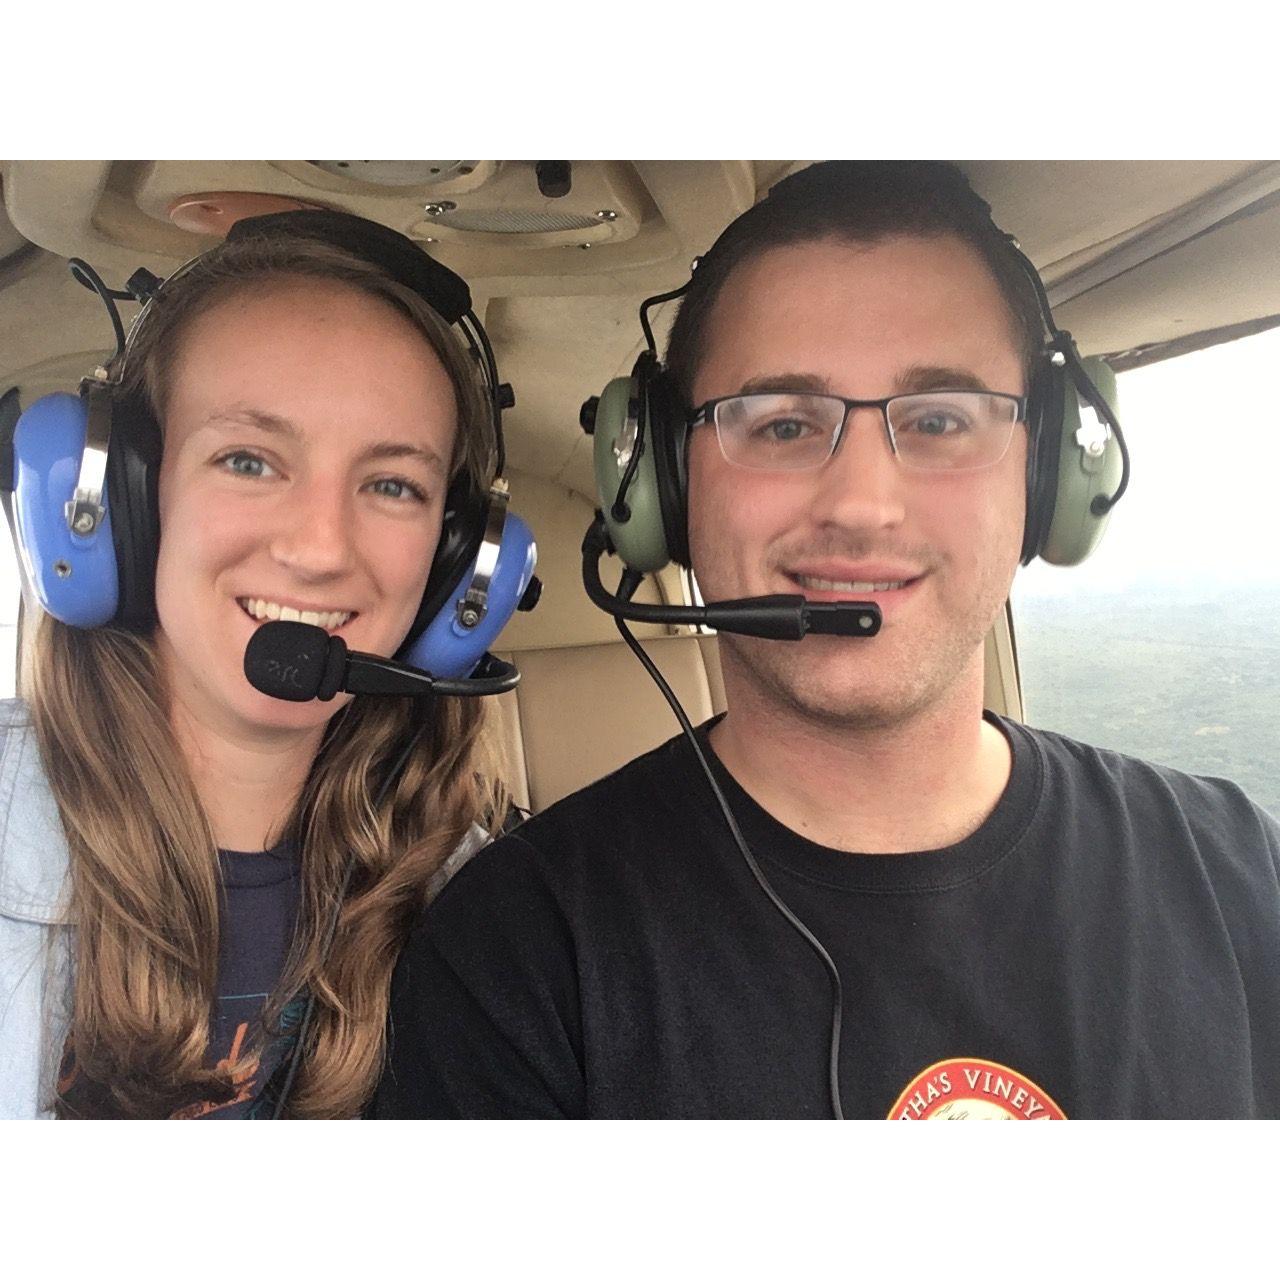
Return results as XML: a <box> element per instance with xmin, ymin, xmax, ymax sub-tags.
<box><xmin>153</xmin><ymin>277</ymin><xmax>460</xmax><ymax>739</ymax></box>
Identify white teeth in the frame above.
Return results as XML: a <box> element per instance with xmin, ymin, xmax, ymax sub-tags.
<box><xmin>239</xmin><ymin>599</ymin><xmax>353</xmax><ymax>630</ymax></box>
<box><xmin>796</xmin><ymin>575</ymin><xmax>910</xmax><ymax>592</ymax></box>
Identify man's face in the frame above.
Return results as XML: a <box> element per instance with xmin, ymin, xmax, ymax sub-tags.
<box><xmin>686</xmin><ymin>234</ymin><xmax>1029</xmax><ymax>729</ymax></box>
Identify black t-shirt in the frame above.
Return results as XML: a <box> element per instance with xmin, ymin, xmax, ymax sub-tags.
<box><xmin>372</xmin><ymin>714</ymin><xmax>1280</xmax><ymax>1119</ymax></box>
<box><xmin>58</xmin><ymin>843</ymin><xmax>302</xmax><ymax>1119</ymax></box>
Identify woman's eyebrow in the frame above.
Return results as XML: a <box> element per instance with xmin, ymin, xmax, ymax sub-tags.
<box><xmin>357</xmin><ymin>441</ymin><xmax>447</xmax><ymax>472</ymax></box>
<box><xmin>203</xmin><ymin>408</ymin><xmax>445</xmax><ymax>471</ymax></box>
<box><xmin>204</xmin><ymin>406</ymin><xmax>300</xmax><ymax>436</ymax></box>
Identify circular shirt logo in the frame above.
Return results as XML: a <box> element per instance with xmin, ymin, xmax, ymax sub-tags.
<box><xmin>888</xmin><ymin>1057</ymin><xmax>1067</xmax><ymax>1120</ymax></box>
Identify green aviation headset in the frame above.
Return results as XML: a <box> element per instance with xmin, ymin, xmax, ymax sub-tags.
<box><xmin>582</xmin><ymin>191</ymin><xmax>1129</xmax><ymax>581</ymax></box>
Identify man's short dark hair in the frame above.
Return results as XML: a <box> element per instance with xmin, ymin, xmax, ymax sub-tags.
<box><xmin>664</xmin><ymin>161</ymin><xmax>1045</xmax><ymax>407</ymax></box>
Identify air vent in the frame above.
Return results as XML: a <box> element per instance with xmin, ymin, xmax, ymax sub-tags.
<box><xmin>309</xmin><ymin>161</ymin><xmax>479</xmax><ymax>185</ymax></box>
<box><xmin>431</xmin><ymin>208</ymin><xmax>602</xmax><ymax>234</ymax></box>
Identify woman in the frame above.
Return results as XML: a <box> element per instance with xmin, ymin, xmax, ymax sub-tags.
<box><xmin>0</xmin><ymin>212</ymin><xmax>516</xmax><ymax>1118</ymax></box>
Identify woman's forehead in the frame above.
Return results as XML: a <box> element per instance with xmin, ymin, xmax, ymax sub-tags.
<box><xmin>161</xmin><ymin>281</ymin><xmax>458</xmax><ymax>451</ymax></box>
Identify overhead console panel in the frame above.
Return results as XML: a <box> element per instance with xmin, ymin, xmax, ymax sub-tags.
<box><xmin>2</xmin><ymin>160</ymin><xmax>761</xmax><ymax>299</ymax></box>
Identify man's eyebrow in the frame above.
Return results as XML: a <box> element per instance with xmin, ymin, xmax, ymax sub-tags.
<box><xmin>894</xmin><ymin>365</ymin><xmax>992</xmax><ymax>394</ymax></box>
<box><xmin>733</xmin><ymin>368</ymin><xmax>995</xmax><ymax>398</ymax></box>
<box><xmin>737</xmin><ymin>374</ymin><xmax>832</xmax><ymax>395</ymax></box>
<box><xmin>204</xmin><ymin>408</ymin><xmax>446</xmax><ymax>471</ymax></box>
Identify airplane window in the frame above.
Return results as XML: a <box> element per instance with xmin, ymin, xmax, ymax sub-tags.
<box><xmin>1013</xmin><ymin>325</ymin><xmax>1280</xmax><ymax>821</ymax></box>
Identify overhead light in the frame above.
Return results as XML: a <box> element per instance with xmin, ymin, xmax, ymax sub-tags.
<box><xmin>166</xmin><ymin>192</ymin><xmax>326</xmax><ymax>236</ymax></box>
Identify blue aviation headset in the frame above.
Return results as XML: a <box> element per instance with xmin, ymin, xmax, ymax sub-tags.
<box><xmin>3</xmin><ymin>208</ymin><xmax>539</xmax><ymax>684</ymax></box>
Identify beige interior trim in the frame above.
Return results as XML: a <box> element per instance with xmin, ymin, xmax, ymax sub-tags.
<box><xmin>983</xmin><ymin>601</ymin><xmax>1023</xmax><ymax>723</ymax></box>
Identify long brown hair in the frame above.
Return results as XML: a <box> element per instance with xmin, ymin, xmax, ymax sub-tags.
<box><xmin>29</xmin><ymin>230</ymin><xmax>506</xmax><ymax>1117</ymax></box>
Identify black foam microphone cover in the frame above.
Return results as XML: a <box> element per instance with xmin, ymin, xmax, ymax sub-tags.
<box><xmin>244</xmin><ymin>621</ymin><xmax>343</xmax><ymax>702</ymax></box>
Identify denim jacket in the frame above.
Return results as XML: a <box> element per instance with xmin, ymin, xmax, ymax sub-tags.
<box><xmin>0</xmin><ymin>699</ymin><xmax>73</xmax><ymax>1119</ymax></box>
<box><xmin>0</xmin><ymin>697</ymin><xmax>487</xmax><ymax>1119</ymax></box>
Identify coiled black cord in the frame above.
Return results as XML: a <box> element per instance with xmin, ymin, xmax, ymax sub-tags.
<box><xmin>612</xmin><ymin>572</ymin><xmax>847</xmax><ymax>1119</ymax></box>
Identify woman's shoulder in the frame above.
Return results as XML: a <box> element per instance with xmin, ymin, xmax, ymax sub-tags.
<box><xmin>0</xmin><ymin>696</ymin><xmax>31</xmax><ymax>731</ymax></box>
<box><xmin>0</xmin><ymin>698</ymin><xmax>71</xmax><ymax>924</ymax></box>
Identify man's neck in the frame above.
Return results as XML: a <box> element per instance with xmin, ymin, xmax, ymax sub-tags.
<box><xmin>167</xmin><ymin>698</ymin><xmax>326</xmax><ymax>853</ymax></box>
<box><xmin>709</xmin><ymin>660</ymin><xmax>1012</xmax><ymax>855</ymax></box>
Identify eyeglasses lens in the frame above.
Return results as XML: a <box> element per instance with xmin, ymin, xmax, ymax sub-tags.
<box><xmin>887</xmin><ymin>393</ymin><xmax>1020</xmax><ymax>470</ymax></box>
<box><xmin>713</xmin><ymin>392</ymin><xmax>1019</xmax><ymax>472</ymax></box>
<box><xmin>712</xmin><ymin>394</ymin><xmax>843</xmax><ymax>471</ymax></box>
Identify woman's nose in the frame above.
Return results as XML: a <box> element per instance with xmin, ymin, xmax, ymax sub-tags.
<box><xmin>268</xmin><ymin>480</ymin><xmax>356</xmax><ymax>579</ymax></box>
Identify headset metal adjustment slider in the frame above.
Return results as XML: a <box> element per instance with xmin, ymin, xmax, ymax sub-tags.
<box><xmin>455</xmin><ymin>481</ymin><xmax>511</xmax><ymax>629</ymax></box>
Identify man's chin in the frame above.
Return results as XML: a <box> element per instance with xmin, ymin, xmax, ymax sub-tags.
<box><xmin>723</xmin><ymin>636</ymin><xmax>931</xmax><ymax>732</ymax></box>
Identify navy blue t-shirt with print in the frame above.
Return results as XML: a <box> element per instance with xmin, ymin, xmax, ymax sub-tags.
<box><xmin>58</xmin><ymin>842</ymin><xmax>303</xmax><ymax>1119</ymax></box>
<box><xmin>178</xmin><ymin>842</ymin><xmax>304</xmax><ymax>1119</ymax></box>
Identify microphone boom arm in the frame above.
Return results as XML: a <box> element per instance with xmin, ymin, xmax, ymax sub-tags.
<box><xmin>581</xmin><ymin>516</ymin><xmax>881</xmax><ymax>640</ymax></box>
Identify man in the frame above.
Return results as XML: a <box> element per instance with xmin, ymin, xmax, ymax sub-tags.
<box><xmin>372</xmin><ymin>162</ymin><xmax>1280</xmax><ymax>1119</ymax></box>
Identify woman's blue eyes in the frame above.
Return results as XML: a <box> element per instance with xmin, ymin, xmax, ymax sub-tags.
<box><xmin>219</xmin><ymin>450</ymin><xmax>272</xmax><ymax>478</ymax></box>
<box><xmin>215</xmin><ymin>452</ymin><xmax>426</xmax><ymax>503</ymax></box>
<box><xmin>367</xmin><ymin>477</ymin><xmax>427</xmax><ymax>503</ymax></box>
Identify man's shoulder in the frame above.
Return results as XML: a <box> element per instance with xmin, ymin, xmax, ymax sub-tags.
<box><xmin>427</xmin><ymin>729</ymin><xmax>698</xmax><ymax>910</ymax></box>
<box><xmin>521</xmin><ymin>728</ymin><xmax>695</xmax><ymax>839</ymax></box>
<box><xmin>1018</xmin><ymin>714</ymin><xmax>1269</xmax><ymax>808</ymax></box>
<box><xmin>1014</xmin><ymin>716</ymin><xmax>1280</xmax><ymax>874</ymax></box>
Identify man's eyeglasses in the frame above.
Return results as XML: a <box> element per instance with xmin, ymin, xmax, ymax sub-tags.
<box><xmin>688</xmin><ymin>390</ymin><xmax>1028</xmax><ymax>473</ymax></box>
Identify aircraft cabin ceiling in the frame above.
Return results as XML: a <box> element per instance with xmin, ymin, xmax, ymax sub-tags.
<box><xmin>2</xmin><ymin>159</ymin><xmax>1277</xmax><ymax>498</ymax></box>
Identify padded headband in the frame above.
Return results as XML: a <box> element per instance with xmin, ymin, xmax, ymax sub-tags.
<box><xmin>225</xmin><ymin>209</ymin><xmax>474</xmax><ymax>324</ymax></box>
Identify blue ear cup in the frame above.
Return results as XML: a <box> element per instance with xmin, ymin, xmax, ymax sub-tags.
<box><xmin>12</xmin><ymin>391</ymin><xmax>122</xmax><ymax>627</ymax></box>
<box><xmin>398</xmin><ymin>510</ymin><xmax>537</xmax><ymax>679</ymax></box>
<box><xmin>11</xmin><ymin>386</ymin><xmax>161</xmax><ymax>630</ymax></box>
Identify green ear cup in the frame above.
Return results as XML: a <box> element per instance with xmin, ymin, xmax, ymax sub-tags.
<box><xmin>1040</xmin><ymin>356</ymin><xmax>1124</xmax><ymax>567</ymax></box>
<box><xmin>592</xmin><ymin>374</ymin><xmax>673</xmax><ymax>573</ymax></box>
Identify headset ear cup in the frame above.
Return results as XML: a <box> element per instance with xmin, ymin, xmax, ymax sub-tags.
<box><xmin>398</xmin><ymin>510</ymin><xmax>537</xmax><ymax>678</ymax></box>
<box><xmin>1020</xmin><ymin>357</ymin><xmax>1065</xmax><ymax>565</ymax></box>
<box><xmin>1037</xmin><ymin>355</ymin><xmax>1123</xmax><ymax>567</ymax></box>
<box><xmin>107</xmin><ymin>392</ymin><xmax>162</xmax><ymax>630</ymax></box>
<box><xmin>407</xmin><ymin>472</ymin><xmax>490</xmax><ymax>646</ymax></box>
<box><xmin>12</xmin><ymin>391</ymin><xmax>127</xmax><ymax>628</ymax></box>
<box><xmin>590</xmin><ymin>360</ymin><xmax>672</xmax><ymax>573</ymax></box>
<box><xmin>648</xmin><ymin>368</ymin><xmax>690</xmax><ymax>568</ymax></box>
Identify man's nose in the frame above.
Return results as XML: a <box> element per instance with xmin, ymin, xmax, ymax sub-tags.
<box><xmin>807</xmin><ymin>406</ymin><xmax>908</xmax><ymax>530</ymax></box>
<box><xmin>268</xmin><ymin>477</ymin><xmax>356</xmax><ymax>579</ymax></box>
